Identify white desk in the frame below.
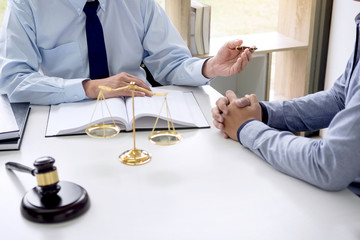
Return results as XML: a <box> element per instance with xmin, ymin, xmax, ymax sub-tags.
<box><xmin>1</xmin><ymin>86</ymin><xmax>359</xmax><ymax>240</ymax></box>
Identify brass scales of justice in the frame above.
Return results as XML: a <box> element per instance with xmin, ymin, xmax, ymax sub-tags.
<box><xmin>85</xmin><ymin>82</ymin><xmax>182</xmax><ymax>166</ymax></box>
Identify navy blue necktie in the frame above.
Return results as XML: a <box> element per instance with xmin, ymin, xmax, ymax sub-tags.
<box><xmin>354</xmin><ymin>24</ymin><xmax>360</xmax><ymax>68</ymax></box>
<box><xmin>83</xmin><ymin>0</ymin><xmax>109</xmax><ymax>79</ymax></box>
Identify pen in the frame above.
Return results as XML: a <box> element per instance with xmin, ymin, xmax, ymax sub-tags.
<box><xmin>235</xmin><ymin>46</ymin><xmax>258</xmax><ymax>53</ymax></box>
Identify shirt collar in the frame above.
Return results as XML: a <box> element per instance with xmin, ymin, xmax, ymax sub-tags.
<box><xmin>355</xmin><ymin>12</ymin><xmax>360</xmax><ymax>25</ymax></box>
<box><xmin>68</xmin><ymin>0</ymin><xmax>107</xmax><ymax>16</ymax></box>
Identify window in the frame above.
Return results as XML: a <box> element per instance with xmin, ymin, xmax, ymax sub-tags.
<box><xmin>1</xmin><ymin>1</ymin><xmax>279</xmax><ymax>38</ymax></box>
<box><xmin>157</xmin><ymin>0</ymin><xmax>279</xmax><ymax>38</ymax></box>
<box><xmin>0</xmin><ymin>1</ymin><xmax>6</xmax><ymax>29</ymax></box>
<box><xmin>156</xmin><ymin>0</ymin><xmax>165</xmax><ymax>8</ymax></box>
<box><xmin>200</xmin><ymin>0</ymin><xmax>279</xmax><ymax>38</ymax></box>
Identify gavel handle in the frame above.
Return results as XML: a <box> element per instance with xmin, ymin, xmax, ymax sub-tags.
<box><xmin>5</xmin><ymin>162</ymin><xmax>35</xmax><ymax>176</ymax></box>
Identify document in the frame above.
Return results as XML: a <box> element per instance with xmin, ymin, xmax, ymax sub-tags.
<box><xmin>45</xmin><ymin>90</ymin><xmax>209</xmax><ymax>137</ymax></box>
<box><xmin>0</xmin><ymin>94</ymin><xmax>19</xmax><ymax>140</ymax></box>
<box><xmin>0</xmin><ymin>102</ymin><xmax>31</xmax><ymax>151</ymax></box>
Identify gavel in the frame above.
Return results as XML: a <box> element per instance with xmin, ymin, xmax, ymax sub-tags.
<box><xmin>6</xmin><ymin>156</ymin><xmax>90</xmax><ymax>223</ymax></box>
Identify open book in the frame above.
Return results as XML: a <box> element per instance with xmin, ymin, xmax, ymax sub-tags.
<box><xmin>46</xmin><ymin>90</ymin><xmax>209</xmax><ymax>137</ymax></box>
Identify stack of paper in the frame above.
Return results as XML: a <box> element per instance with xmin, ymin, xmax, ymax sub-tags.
<box><xmin>0</xmin><ymin>94</ymin><xmax>30</xmax><ymax>151</ymax></box>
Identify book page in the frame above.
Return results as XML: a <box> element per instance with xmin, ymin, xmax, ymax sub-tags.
<box><xmin>125</xmin><ymin>89</ymin><xmax>209</xmax><ymax>129</ymax></box>
<box><xmin>0</xmin><ymin>94</ymin><xmax>19</xmax><ymax>140</ymax></box>
<box><xmin>46</xmin><ymin>98</ymin><xmax>129</xmax><ymax>136</ymax></box>
<box><xmin>183</xmin><ymin>92</ymin><xmax>209</xmax><ymax>127</ymax></box>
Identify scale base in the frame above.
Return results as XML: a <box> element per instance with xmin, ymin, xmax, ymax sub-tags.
<box><xmin>21</xmin><ymin>181</ymin><xmax>90</xmax><ymax>223</ymax></box>
<box><xmin>119</xmin><ymin>148</ymin><xmax>151</xmax><ymax>166</ymax></box>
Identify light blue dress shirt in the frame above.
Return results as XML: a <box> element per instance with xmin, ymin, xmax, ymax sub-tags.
<box><xmin>238</xmin><ymin>13</ymin><xmax>360</xmax><ymax>191</ymax></box>
<box><xmin>0</xmin><ymin>0</ymin><xmax>211</xmax><ymax>104</ymax></box>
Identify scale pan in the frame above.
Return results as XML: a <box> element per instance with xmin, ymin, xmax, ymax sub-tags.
<box><xmin>149</xmin><ymin>130</ymin><xmax>182</xmax><ymax>145</ymax></box>
<box><xmin>85</xmin><ymin>124</ymin><xmax>120</xmax><ymax>138</ymax></box>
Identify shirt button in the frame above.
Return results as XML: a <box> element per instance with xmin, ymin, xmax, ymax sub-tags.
<box><xmin>74</xmin><ymin>95</ymin><xmax>79</xmax><ymax>99</ymax></box>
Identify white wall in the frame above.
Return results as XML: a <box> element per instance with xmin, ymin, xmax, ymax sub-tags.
<box><xmin>324</xmin><ymin>0</ymin><xmax>360</xmax><ymax>89</ymax></box>
<box><xmin>321</xmin><ymin>0</ymin><xmax>360</xmax><ymax>137</ymax></box>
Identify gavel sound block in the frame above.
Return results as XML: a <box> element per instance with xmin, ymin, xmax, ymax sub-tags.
<box><xmin>6</xmin><ymin>156</ymin><xmax>90</xmax><ymax>223</ymax></box>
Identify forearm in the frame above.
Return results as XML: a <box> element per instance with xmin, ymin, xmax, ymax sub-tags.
<box><xmin>0</xmin><ymin>1</ymin><xmax>87</xmax><ymax>105</ymax></box>
<box><xmin>141</xmin><ymin>1</ymin><xmax>211</xmax><ymax>87</ymax></box>
<box><xmin>154</xmin><ymin>57</ymin><xmax>212</xmax><ymax>86</ymax></box>
<box><xmin>1</xmin><ymin>71</ymin><xmax>87</xmax><ymax>105</ymax></box>
<box><xmin>261</xmin><ymin>89</ymin><xmax>342</xmax><ymax>132</ymax></box>
<box><xmin>261</xmin><ymin>71</ymin><xmax>346</xmax><ymax>132</ymax></box>
<box><xmin>143</xmin><ymin>32</ymin><xmax>212</xmax><ymax>86</ymax></box>
<box><xmin>239</xmin><ymin>116</ymin><xmax>360</xmax><ymax>191</ymax></box>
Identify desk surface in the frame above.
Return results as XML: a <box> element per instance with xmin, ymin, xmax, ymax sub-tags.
<box><xmin>1</xmin><ymin>86</ymin><xmax>359</xmax><ymax>240</ymax></box>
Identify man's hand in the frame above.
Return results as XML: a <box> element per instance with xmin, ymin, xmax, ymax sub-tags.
<box><xmin>82</xmin><ymin>72</ymin><xmax>152</xmax><ymax>99</ymax></box>
<box><xmin>222</xmin><ymin>94</ymin><xmax>262</xmax><ymax>141</ymax></box>
<box><xmin>202</xmin><ymin>40</ymin><xmax>254</xmax><ymax>79</ymax></box>
<box><xmin>212</xmin><ymin>90</ymin><xmax>251</xmax><ymax>138</ymax></box>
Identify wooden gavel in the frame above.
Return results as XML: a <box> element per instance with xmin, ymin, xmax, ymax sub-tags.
<box><xmin>6</xmin><ymin>156</ymin><xmax>90</xmax><ymax>223</ymax></box>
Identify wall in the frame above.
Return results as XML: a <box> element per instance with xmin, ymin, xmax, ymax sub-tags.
<box><xmin>321</xmin><ymin>0</ymin><xmax>360</xmax><ymax>137</ymax></box>
<box><xmin>210</xmin><ymin>54</ymin><xmax>268</xmax><ymax>101</ymax></box>
<box><xmin>324</xmin><ymin>0</ymin><xmax>360</xmax><ymax>89</ymax></box>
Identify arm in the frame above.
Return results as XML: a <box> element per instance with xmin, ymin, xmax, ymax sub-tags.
<box><xmin>261</xmin><ymin>59</ymin><xmax>350</xmax><ymax>132</ymax></box>
<box><xmin>213</xmin><ymin>67</ymin><xmax>348</xmax><ymax>134</ymax></box>
<box><xmin>0</xmin><ymin>1</ymin><xmax>152</xmax><ymax>105</ymax></box>
<box><xmin>141</xmin><ymin>0</ymin><xmax>252</xmax><ymax>86</ymax></box>
<box><xmin>0</xmin><ymin>1</ymin><xmax>86</xmax><ymax>105</ymax></box>
<box><xmin>218</xmin><ymin>74</ymin><xmax>360</xmax><ymax>191</ymax></box>
<box><xmin>239</xmin><ymin>96</ymin><xmax>360</xmax><ymax>191</ymax></box>
<box><xmin>246</xmin><ymin>57</ymin><xmax>359</xmax><ymax>191</ymax></box>
<box><xmin>262</xmin><ymin>86</ymin><xmax>345</xmax><ymax>133</ymax></box>
<box><xmin>219</xmin><ymin>92</ymin><xmax>360</xmax><ymax>191</ymax></box>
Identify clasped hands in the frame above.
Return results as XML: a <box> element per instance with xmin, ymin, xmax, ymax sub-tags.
<box><xmin>212</xmin><ymin>90</ymin><xmax>262</xmax><ymax>141</ymax></box>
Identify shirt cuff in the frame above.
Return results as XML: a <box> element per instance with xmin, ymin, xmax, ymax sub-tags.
<box><xmin>194</xmin><ymin>57</ymin><xmax>214</xmax><ymax>84</ymax></box>
<box><xmin>237</xmin><ymin>119</ymin><xmax>257</xmax><ymax>145</ymax></box>
<box><xmin>259</xmin><ymin>102</ymin><xmax>268</xmax><ymax>124</ymax></box>
<box><xmin>63</xmin><ymin>78</ymin><xmax>89</xmax><ymax>102</ymax></box>
<box><xmin>239</xmin><ymin>120</ymin><xmax>272</xmax><ymax>149</ymax></box>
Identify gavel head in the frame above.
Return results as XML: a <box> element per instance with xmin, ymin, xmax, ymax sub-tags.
<box><xmin>6</xmin><ymin>156</ymin><xmax>90</xmax><ymax>223</ymax></box>
<box><xmin>33</xmin><ymin>156</ymin><xmax>61</xmax><ymax>196</ymax></box>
